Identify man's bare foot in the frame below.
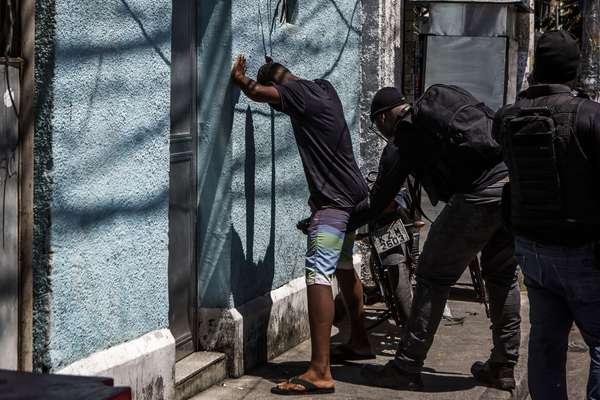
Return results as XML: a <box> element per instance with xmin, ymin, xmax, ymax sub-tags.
<box><xmin>274</xmin><ymin>369</ymin><xmax>334</xmax><ymax>392</ymax></box>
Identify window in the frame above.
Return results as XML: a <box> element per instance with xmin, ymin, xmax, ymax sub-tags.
<box><xmin>423</xmin><ymin>35</ymin><xmax>508</xmax><ymax>111</ymax></box>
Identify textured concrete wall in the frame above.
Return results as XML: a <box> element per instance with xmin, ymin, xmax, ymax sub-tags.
<box><xmin>358</xmin><ymin>0</ymin><xmax>404</xmax><ymax>175</ymax></box>
<box><xmin>34</xmin><ymin>0</ymin><xmax>171</xmax><ymax>371</ymax></box>
<box><xmin>197</xmin><ymin>0</ymin><xmax>363</xmax><ymax>309</ymax></box>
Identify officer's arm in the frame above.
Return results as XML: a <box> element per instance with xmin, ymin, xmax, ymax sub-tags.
<box><xmin>348</xmin><ymin>154</ymin><xmax>409</xmax><ymax>230</ymax></box>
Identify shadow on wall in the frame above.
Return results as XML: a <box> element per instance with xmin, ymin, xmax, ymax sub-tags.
<box><xmin>119</xmin><ymin>0</ymin><xmax>170</xmax><ymax>66</ymax></box>
<box><xmin>195</xmin><ymin>9</ymin><xmax>277</xmax><ymax>360</ymax></box>
<box><xmin>196</xmin><ymin>0</ymin><xmax>235</xmax><ymax>309</ymax></box>
<box><xmin>196</xmin><ymin>0</ymin><xmax>277</xmax><ymax>313</ymax></box>
<box><xmin>319</xmin><ymin>0</ymin><xmax>360</xmax><ymax>79</ymax></box>
<box><xmin>230</xmin><ymin>106</ymin><xmax>276</xmax><ymax>368</ymax></box>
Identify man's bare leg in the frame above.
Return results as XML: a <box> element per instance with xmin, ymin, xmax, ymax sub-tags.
<box><xmin>336</xmin><ymin>269</ymin><xmax>372</xmax><ymax>353</ymax></box>
<box><xmin>276</xmin><ymin>284</ymin><xmax>335</xmax><ymax>390</ymax></box>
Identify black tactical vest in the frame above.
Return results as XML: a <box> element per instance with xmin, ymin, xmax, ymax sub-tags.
<box><xmin>499</xmin><ymin>88</ymin><xmax>600</xmax><ymax>241</ymax></box>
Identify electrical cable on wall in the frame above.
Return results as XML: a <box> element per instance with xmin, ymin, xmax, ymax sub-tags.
<box><xmin>258</xmin><ymin>2</ymin><xmax>269</xmax><ymax>60</ymax></box>
<box><xmin>258</xmin><ymin>0</ymin><xmax>291</xmax><ymax>62</ymax></box>
<box><xmin>270</xmin><ymin>0</ymin><xmax>282</xmax><ymax>39</ymax></box>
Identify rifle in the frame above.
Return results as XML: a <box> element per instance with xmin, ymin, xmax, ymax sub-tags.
<box><xmin>468</xmin><ymin>257</ymin><xmax>490</xmax><ymax>318</ymax></box>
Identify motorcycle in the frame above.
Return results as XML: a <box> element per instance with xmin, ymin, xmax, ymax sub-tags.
<box><xmin>298</xmin><ymin>173</ymin><xmax>490</xmax><ymax>330</ymax></box>
<box><xmin>355</xmin><ymin>174</ymin><xmax>424</xmax><ymax>328</ymax></box>
<box><xmin>356</xmin><ymin>194</ymin><xmax>490</xmax><ymax>329</ymax></box>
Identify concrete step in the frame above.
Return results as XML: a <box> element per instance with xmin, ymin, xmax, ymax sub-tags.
<box><xmin>175</xmin><ymin>352</ymin><xmax>227</xmax><ymax>400</ymax></box>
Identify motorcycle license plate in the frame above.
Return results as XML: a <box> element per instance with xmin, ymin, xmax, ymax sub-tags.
<box><xmin>372</xmin><ymin>220</ymin><xmax>410</xmax><ymax>254</ymax></box>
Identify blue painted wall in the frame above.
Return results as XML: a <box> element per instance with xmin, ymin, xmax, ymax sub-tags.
<box><xmin>196</xmin><ymin>0</ymin><xmax>363</xmax><ymax>309</ymax></box>
<box><xmin>34</xmin><ymin>0</ymin><xmax>171</xmax><ymax>370</ymax></box>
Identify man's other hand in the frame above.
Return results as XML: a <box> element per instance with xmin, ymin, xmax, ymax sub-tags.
<box><xmin>231</xmin><ymin>55</ymin><xmax>247</xmax><ymax>84</ymax></box>
<box><xmin>297</xmin><ymin>217</ymin><xmax>311</xmax><ymax>235</ymax></box>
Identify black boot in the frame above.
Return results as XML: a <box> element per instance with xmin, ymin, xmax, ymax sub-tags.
<box><xmin>361</xmin><ymin>361</ymin><xmax>424</xmax><ymax>390</ymax></box>
<box><xmin>471</xmin><ymin>360</ymin><xmax>516</xmax><ymax>391</ymax></box>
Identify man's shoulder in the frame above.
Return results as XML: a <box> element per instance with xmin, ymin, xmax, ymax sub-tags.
<box><xmin>280</xmin><ymin>79</ymin><xmax>333</xmax><ymax>96</ymax></box>
<box><xmin>382</xmin><ymin>142</ymin><xmax>399</xmax><ymax>157</ymax></box>
<box><xmin>313</xmin><ymin>79</ymin><xmax>339</xmax><ymax>95</ymax></box>
<box><xmin>313</xmin><ymin>78</ymin><xmax>332</xmax><ymax>87</ymax></box>
<box><xmin>379</xmin><ymin>142</ymin><xmax>404</xmax><ymax>169</ymax></box>
<box><xmin>288</xmin><ymin>78</ymin><xmax>324</xmax><ymax>88</ymax></box>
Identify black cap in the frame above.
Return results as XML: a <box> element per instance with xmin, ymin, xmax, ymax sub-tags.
<box><xmin>370</xmin><ymin>87</ymin><xmax>408</xmax><ymax>122</ymax></box>
<box><xmin>533</xmin><ymin>30</ymin><xmax>581</xmax><ymax>84</ymax></box>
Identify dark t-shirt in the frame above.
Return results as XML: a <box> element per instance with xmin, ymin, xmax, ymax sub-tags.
<box><xmin>276</xmin><ymin>79</ymin><xmax>368</xmax><ymax>210</ymax></box>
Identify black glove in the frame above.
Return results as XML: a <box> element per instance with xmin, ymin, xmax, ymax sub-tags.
<box><xmin>296</xmin><ymin>217</ymin><xmax>311</xmax><ymax>235</ymax></box>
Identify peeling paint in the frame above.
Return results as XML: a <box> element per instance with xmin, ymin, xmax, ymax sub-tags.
<box><xmin>141</xmin><ymin>376</ymin><xmax>164</xmax><ymax>400</ymax></box>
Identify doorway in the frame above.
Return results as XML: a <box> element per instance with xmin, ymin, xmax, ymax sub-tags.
<box><xmin>169</xmin><ymin>0</ymin><xmax>198</xmax><ymax>361</ymax></box>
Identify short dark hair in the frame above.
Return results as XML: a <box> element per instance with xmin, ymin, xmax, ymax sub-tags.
<box><xmin>257</xmin><ymin>60</ymin><xmax>289</xmax><ymax>85</ymax></box>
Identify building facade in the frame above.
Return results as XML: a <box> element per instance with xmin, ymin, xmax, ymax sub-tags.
<box><xmin>22</xmin><ymin>1</ymin><xmax>396</xmax><ymax>399</ymax></box>
<box><xmin>1</xmin><ymin>0</ymin><xmax>529</xmax><ymax>399</ymax></box>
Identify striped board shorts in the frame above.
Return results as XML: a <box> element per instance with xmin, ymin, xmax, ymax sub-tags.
<box><xmin>305</xmin><ymin>208</ymin><xmax>355</xmax><ymax>286</ymax></box>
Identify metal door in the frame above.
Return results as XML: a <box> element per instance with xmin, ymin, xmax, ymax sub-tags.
<box><xmin>0</xmin><ymin>59</ymin><xmax>21</xmax><ymax>370</ymax></box>
<box><xmin>169</xmin><ymin>0</ymin><xmax>198</xmax><ymax>361</ymax></box>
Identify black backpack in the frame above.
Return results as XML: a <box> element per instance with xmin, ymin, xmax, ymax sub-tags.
<box><xmin>413</xmin><ymin>84</ymin><xmax>502</xmax><ymax>165</ymax></box>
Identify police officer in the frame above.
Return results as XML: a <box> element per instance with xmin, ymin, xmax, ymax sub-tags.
<box><xmin>351</xmin><ymin>87</ymin><xmax>522</xmax><ymax>391</ymax></box>
<box><xmin>495</xmin><ymin>30</ymin><xmax>600</xmax><ymax>400</ymax></box>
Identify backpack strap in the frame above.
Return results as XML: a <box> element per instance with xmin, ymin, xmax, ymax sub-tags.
<box><xmin>406</xmin><ymin>176</ymin><xmax>433</xmax><ymax>223</ymax></box>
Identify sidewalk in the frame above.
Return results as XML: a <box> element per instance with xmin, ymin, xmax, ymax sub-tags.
<box><xmin>193</xmin><ymin>294</ymin><xmax>531</xmax><ymax>400</ymax></box>
<box><xmin>565</xmin><ymin>328</ymin><xmax>589</xmax><ymax>398</ymax></box>
<box><xmin>522</xmin><ymin>327</ymin><xmax>589</xmax><ymax>400</ymax></box>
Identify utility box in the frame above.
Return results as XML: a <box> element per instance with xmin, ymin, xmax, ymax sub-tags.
<box><xmin>410</xmin><ymin>0</ymin><xmax>531</xmax><ymax>110</ymax></box>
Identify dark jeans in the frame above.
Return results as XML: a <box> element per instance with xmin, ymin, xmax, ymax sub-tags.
<box><xmin>516</xmin><ymin>236</ymin><xmax>600</xmax><ymax>400</ymax></box>
<box><xmin>394</xmin><ymin>194</ymin><xmax>521</xmax><ymax>372</ymax></box>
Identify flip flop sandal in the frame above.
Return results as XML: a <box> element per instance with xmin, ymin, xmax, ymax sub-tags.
<box><xmin>270</xmin><ymin>376</ymin><xmax>335</xmax><ymax>396</ymax></box>
<box><xmin>330</xmin><ymin>344</ymin><xmax>376</xmax><ymax>361</ymax></box>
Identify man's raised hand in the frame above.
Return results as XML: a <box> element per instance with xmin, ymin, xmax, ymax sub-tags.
<box><xmin>231</xmin><ymin>55</ymin><xmax>247</xmax><ymax>84</ymax></box>
<box><xmin>230</xmin><ymin>55</ymin><xmax>280</xmax><ymax>104</ymax></box>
